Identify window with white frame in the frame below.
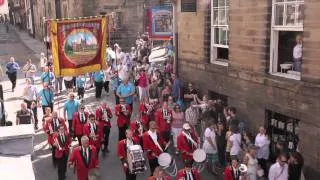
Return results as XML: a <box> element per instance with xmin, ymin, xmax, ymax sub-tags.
<box><xmin>211</xmin><ymin>0</ymin><xmax>229</xmax><ymax>63</ymax></box>
<box><xmin>270</xmin><ymin>0</ymin><xmax>304</xmax><ymax>80</ymax></box>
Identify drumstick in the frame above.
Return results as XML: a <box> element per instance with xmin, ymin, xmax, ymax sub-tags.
<box><xmin>164</xmin><ymin>141</ymin><xmax>171</xmax><ymax>151</ymax></box>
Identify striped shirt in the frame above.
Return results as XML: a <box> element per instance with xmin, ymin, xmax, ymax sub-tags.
<box><xmin>185</xmin><ymin>107</ymin><xmax>199</xmax><ymax>126</ymax></box>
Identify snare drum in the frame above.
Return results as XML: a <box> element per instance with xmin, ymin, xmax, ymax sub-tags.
<box><xmin>127</xmin><ymin>145</ymin><xmax>146</xmax><ymax>174</ymax></box>
<box><xmin>158</xmin><ymin>153</ymin><xmax>177</xmax><ymax>176</ymax></box>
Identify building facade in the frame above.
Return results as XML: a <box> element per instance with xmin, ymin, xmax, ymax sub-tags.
<box><xmin>175</xmin><ymin>0</ymin><xmax>320</xmax><ymax>178</ymax></box>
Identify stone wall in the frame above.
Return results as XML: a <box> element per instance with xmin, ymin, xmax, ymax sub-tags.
<box><xmin>176</xmin><ymin>0</ymin><xmax>320</xmax><ymax>178</ymax></box>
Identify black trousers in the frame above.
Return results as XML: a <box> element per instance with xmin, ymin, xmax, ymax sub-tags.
<box><xmin>52</xmin><ymin>146</ymin><xmax>57</xmax><ymax>166</ymax></box>
<box><xmin>95</xmin><ymin>81</ymin><xmax>103</xmax><ymax>98</ymax></box>
<box><xmin>77</xmin><ymin>87</ymin><xmax>85</xmax><ymax>99</ymax></box>
<box><xmin>68</xmin><ymin>120</ymin><xmax>73</xmax><ymax>137</ymax></box>
<box><xmin>148</xmin><ymin>158</ymin><xmax>159</xmax><ymax>176</ymax></box>
<box><xmin>160</xmin><ymin>131</ymin><xmax>171</xmax><ymax>143</ymax></box>
<box><xmin>114</xmin><ymin>90</ymin><xmax>120</xmax><ymax>104</ymax></box>
<box><xmin>57</xmin><ymin>154</ymin><xmax>68</xmax><ymax>180</ymax></box>
<box><xmin>103</xmin><ymin>126</ymin><xmax>111</xmax><ymax>150</ymax></box>
<box><xmin>24</xmin><ymin>100</ymin><xmax>38</xmax><ymax>126</ymax></box>
<box><xmin>118</xmin><ymin>125</ymin><xmax>128</xmax><ymax>141</ymax></box>
<box><xmin>125</xmin><ymin>170</ymin><xmax>136</xmax><ymax>180</ymax></box>
<box><xmin>7</xmin><ymin>72</ymin><xmax>17</xmax><ymax>90</ymax></box>
<box><xmin>42</xmin><ymin>104</ymin><xmax>53</xmax><ymax>114</ymax></box>
<box><xmin>103</xmin><ymin>81</ymin><xmax>110</xmax><ymax>93</ymax></box>
<box><xmin>258</xmin><ymin>158</ymin><xmax>267</xmax><ymax>176</ymax></box>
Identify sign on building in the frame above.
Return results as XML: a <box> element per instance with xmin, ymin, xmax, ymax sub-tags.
<box><xmin>181</xmin><ymin>0</ymin><xmax>197</xmax><ymax>12</ymax></box>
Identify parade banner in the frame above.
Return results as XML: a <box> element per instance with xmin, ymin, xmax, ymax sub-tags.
<box><xmin>147</xmin><ymin>5</ymin><xmax>173</xmax><ymax>40</ymax></box>
<box><xmin>50</xmin><ymin>16</ymin><xmax>108</xmax><ymax>76</ymax></box>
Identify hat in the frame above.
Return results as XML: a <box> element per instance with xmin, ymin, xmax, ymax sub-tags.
<box><xmin>182</xmin><ymin>123</ymin><xmax>191</xmax><ymax>130</ymax></box>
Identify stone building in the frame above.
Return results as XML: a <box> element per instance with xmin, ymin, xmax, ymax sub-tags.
<box><xmin>175</xmin><ymin>0</ymin><xmax>320</xmax><ymax>178</ymax></box>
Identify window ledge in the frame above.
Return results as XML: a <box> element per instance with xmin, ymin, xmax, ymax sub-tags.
<box><xmin>211</xmin><ymin>60</ymin><xmax>229</xmax><ymax>66</ymax></box>
<box><xmin>270</xmin><ymin>72</ymin><xmax>301</xmax><ymax>81</ymax></box>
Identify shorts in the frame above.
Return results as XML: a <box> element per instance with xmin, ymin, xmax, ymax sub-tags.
<box><xmin>206</xmin><ymin>153</ymin><xmax>218</xmax><ymax>163</ymax></box>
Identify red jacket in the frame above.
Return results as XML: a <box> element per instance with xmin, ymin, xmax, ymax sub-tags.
<box><xmin>95</xmin><ymin>107</ymin><xmax>113</xmax><ymax>127</ymax></box>
<box><xmin>155</xmin><ymin>108</ymin><xmax>172</xmax><ymax>133</ymax></box>
<box><xmin>138</xmin><ymin>103</ymin><xmax>150</xmax><ymax>129</ymax></box>
<box><xmin>72</xmin><ymin>111</ymin><xmax>89</xmax><ymax>136</ymax></box>
<box><xmin>148</xmin><ymin>176</ymin><xmax>170</xmax><ymax>180</ymax></box>
<box><xmin>43</xmin><ymin>117</ymin><xmax>67</xmax><ymax>145</ymax></box>
<box><xmin>115</xmin><ymin>104</ymin><xmax>132</xmax><ymax>127</ymax></box>
<box><xmin>52</xmin><ymin>132</ymin><xmax>71</xmax><ymax>158</ymax></box>
<box><xmin>176</xmin><ymin>168</ymin><xmax>201</xmax><ymax>180</ymax></box>
<box><xmin>117</xmin><ymin>137</ymin><xmax>140</xmax><ymax>161</ymax></box>
<box><xmin>69</xmin><ymin>145</ymin><xmax>99</xmax><ymax>180</ymax></box>
<box><xmin>130</xmin><ymin>121</ymin><xmax>144</xmax><ymax>143</ymax></box>
<box><xmin>83</xmin><ymin>122</ymin><xmax>104</xmax><ymax>149</ymax></box>
<box><xmin>177</xmin><ymin>131</ymin><xmax>199</xmax><ymax>161</ymax></box>
<box><xmin>224</xmin><ymin>166</ymin><xmax>240</xmax><ymax>180</ymax></box>
<box><xmin>143</xmin><ymin>131</ymin><xmax>166</xmax><ymax>160</ymax></box>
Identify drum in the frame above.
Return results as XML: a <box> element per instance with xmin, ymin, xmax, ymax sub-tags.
<box><xmin>88</xmin><ymin>168</ymin><xmax>100</xmax><ymax>180</ymax></box>
<box><xmin>192</xmin><ymin>149</ymin><xmax>207</xmax><ymax>172</ymax></box>
<box><xmin>127</xmin><ymin>145</ymin><xmax>146</xmax><ymax>174</ymax></box>
<box><xmin>158</xmin><ymin>153</ymin><xmax>177</xmax><ymax>177</ymax></box>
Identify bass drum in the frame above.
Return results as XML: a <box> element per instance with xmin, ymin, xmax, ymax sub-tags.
<box><xmin>192</xmin><ymin>149</ymin><xmax>207</xmax><ymax>172</ymax></box>
<box><xmin>158</xmin><ymin>153</ymin><xmax>177</xmax><ymax>177</ymax></box>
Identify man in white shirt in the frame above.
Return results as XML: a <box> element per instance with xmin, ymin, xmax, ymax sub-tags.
<box><xmin>22</xmin><ymin>59</ymin><xmax>37</xmax><ymax>84</ymax></box>
<box><xmin>268</xmin><ymin>154</ymin><xmax>289</xmax><ymax>180</ymax></box>
<box><xmin>293</xmin><ymin>35</ymin><xmax>302</xmax><ymax>72</ymax></box>
<box><xmin>255</xmin><ymin>126</ymin><xmax>270</xmax><ymax>174</ymax></box>
<box><xmin>229</xmin><ymin>127</ymin><xmax>241</xmax><ymax>160</ymax></box>
<box><xmin>203</xmin><ymin>121</ymin><xmax>218</xmax><ymax>174</ymax></box>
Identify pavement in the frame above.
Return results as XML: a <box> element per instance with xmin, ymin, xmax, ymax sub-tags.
<box><xmin>0</xmin><ymin>23</ymin><xmax>218</xmax><ymax>180</ymax></box>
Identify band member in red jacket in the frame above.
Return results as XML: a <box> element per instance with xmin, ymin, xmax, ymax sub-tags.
<box><xmin>155</xmin><ymin>101</ymin><xmax>172</xmax><ymax>143</ymax></box>
<box><xmin>72</xmin><ymin>105</ymin><xmax>89</xmax><ymax>146</ymax></box>
<box><xmin>139</xmin><ymin>97</ymin><xmax>152</xmax><ymax>130</ymax></box>
<box><xmin>143</xmin><ymin>121</ymin><xmax>168</xmax><ymax>176</ymax></box>
<box><xmin>130</xmin><ymin>115</ymin><xmax>144</xmax><ymax>145</ymax></box>
<box><xmin>43</xmin><ymin>111</ymin><xmax>67</xmax><ymax>167</ymax></box>
<box><xmin>68</xmin><ymin>136</ymin><xmax>99</xmax><ymax>180</ymax></box>
<box><xmin>224</xmin><ymin>158</ymin><xmax>241</xmax><ymax>180</ymax></box>
<box><xmin>52</xmin><ymin>125</ymin><xmax>71</xmax><ymax>180</ymax></box>
<box><xmin>148</xmin><ymin>167</ymin><xmax>170</xmax><ymax>180</ymax></box>
<box><xmin>115</xmin><ymin>97</ymin><xmax>132</xmax><ymax>141</ymax></box>
<box><xmin>95</xmin><ymin>101</ymin><xmax>113</xmax><ymax>154</ymax></box>
<box><xmin>83</xmin><ymin>114</ymin><xmax>104</xmax><ymax>156</ymax></box>
<box><xmin>176</xmin><ymin>160</ymin><xmax>201</xmax><ymax>180</ymax></box>
<box><xmin>177</xmin><ymin>123</ymin><xmax>200</xmax><ymax>163</ymax></box>
<box><xmin>117</xmin><ymin>129</ymin><xmax>140</xmax><ymax>180</ymax></box>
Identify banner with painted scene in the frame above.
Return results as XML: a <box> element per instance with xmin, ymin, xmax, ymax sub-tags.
<box><xmin>49</xmin><ymin>16</ymin><xmax>108</xmax><ymax>76</ymax></box>
<box><xmin>148</xmin><ymin>5</ymin><xmax>173</xmax><ymax>40</ymax></box>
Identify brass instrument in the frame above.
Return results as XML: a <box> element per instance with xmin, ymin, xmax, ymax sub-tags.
<box><xmin>146</xmin><ymin>103</ymin><xmax>154</xmax><ymax>115</ymax></box>
<box><xmin>163</xmin><ymin>109</ymin><xmax>171</xmax><ymax>123</ymax></box>
<box><xmin>121</xmin><ymin>105</ymin><xmax>127</xmax><ymax>112</ymax></box>
<box><xmin>90</xmin><ymin>125</ymin><xmax>97</xmax><ymax>141</ymax></box>
<box><xmin>103</xmin><ymin>109</ymin><xmax>110</xmax><ymax>122</ymax></box>
<box><xmin>137</xmin><ymin>121</ymin><xmax>143</xmax><ymax>136</ymax></box>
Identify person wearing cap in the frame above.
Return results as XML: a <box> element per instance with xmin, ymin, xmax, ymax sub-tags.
<box><xmin>95</xmin><ymin>102</ymin><xmax>113</xmax><ymax>154</ymax></box>
<box><xmin>177</xmin><ymin>122</ymin><xmax>200</xmax><ymax>163</ymax></box>
<box><xmin>176</xmin><ymin>160</ymin><xmax>201</xmax><ymax>180</ymax></box>
<box><xmin>72</xmin><ymin>104</ymin><xmax>89</xmax><ymax>146</ymax></box>
<box><xmin>83</xmin><ymin>114</ymin><xmax>104</xmax><ymax>156</ymax></box>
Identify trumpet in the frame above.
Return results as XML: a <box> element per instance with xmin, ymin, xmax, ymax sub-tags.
<box><xmin>146</xmin><ymin>104</ymin><xmax>154</xmax><ymax>115</ymax></box>
<box><xmin>90</xmin><ymin>131</ymin><xmax>97</xmax><ymax>141</ymax></box>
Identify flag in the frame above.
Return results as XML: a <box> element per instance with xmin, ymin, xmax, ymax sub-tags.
<box><xmin>50</xmin><ymin>16</ymin><xmax>108</xmax><ymax>76</ymax></box>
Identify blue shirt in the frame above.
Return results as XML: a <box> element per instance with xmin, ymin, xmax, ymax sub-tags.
<box><xmin>93</xmin><ymin>71</ymin><xmax>104</xmax><ymax>82</ymax></box>
<box><xmin>41</xmin><ymin>72</ymin><xmax>55</xmax><ymax>83</ymax></box>
<box><xmin>76</xmin><ymin>76</ymin><xmax>86</xmax><ymax>88</ymax></box>
<box><xmin>110</xmin><ymin>76</ymin><xmax>120</xmax><ymax>91</ymax></box>
<box><xmin>6</xmin><ymin>62</ymin><xmax>20</xmax><ymax>73</ymax></box>
<box><xmin>117</xmin><ymin>82</ymin><xmax>135</xmax><ymax>104</ymax></box>
<box><xmin>38</xmin><ymin>89</ymin><xmax>54</xmax><ymax>105</ymax></box>
<box><xmin>64</xmin><ymin>100</ymin><xmax>80</xmax><ymax>120</ymax></box>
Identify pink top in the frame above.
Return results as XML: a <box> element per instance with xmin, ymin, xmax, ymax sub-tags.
<box><xmin>171</xmin><ymin>111</ymin><xmax>185</xmax><ymax>128</ymax></box>
<box><xmin>138</xmin><ymin>73</ymin><xmax>148</xmax><ymax>88</ymax></box>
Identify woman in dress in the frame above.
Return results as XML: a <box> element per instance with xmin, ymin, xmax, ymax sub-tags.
<box><xmin>171</xmin><ymin>104</ymin><xmax>185</xmax><ymax>154</ymax></box>
<box><xmin>243</xmin><ymin>145</ymin><xmax>259</xmax><ymax>180</ymax></box>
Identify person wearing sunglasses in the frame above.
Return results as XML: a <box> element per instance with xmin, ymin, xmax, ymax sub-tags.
<box><xmin>83</xmin><ymin>114</ymin><xmax>104</xmax><ymax>156</ymax></box>
<box><xmin>72</xmin><ymin>104</ymin><xmax>89</xmax><ymax>146</ymax></box>
<box><xmin>268</xmin><ymin>153</ymin><xmax>289</xmax><ymax>180</ymax></box>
